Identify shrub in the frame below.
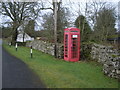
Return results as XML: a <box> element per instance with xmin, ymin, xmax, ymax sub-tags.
<box><xmin>80</xmin><ymin>42</ymin><xmax>93</xmax><ymax>60</ymax></box>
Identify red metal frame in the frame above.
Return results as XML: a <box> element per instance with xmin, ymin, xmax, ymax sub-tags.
<box><xmin>64</xmin><ymin>27</ymin><xmax>80</xmax><ymax>62</ymax></box>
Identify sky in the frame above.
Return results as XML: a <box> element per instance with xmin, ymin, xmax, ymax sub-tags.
<box><xmin>0</xmin><ymin>0</ymin><xmax>120</xmax><ymax>30</ymax></box>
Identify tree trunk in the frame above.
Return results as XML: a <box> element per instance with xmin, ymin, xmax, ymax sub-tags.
<box><xmin>12</xmin><ymin>28</ymin><xmax>18</xmax><ymax>45</ymax></box>
<box><xmin>12</xmin><ymin>22</ymin><xmax>19</xmax><ymax>45</ymax></box>
<box><xmin>23</xmin><ymin>32</ymin><xmax>25</xmax><ymax>42</ymax></box>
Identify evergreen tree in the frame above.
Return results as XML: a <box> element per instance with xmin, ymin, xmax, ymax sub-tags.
<box><xmin>75</xmin><ymin>15</ymin><xmax>92</xmax><ymax>42</ymax></box>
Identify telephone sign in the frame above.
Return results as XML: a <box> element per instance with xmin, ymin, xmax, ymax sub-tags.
<box><xmin>72</xmin><ymin>35</ymin><xmax>78</xmax><ymax>38</ymax></box>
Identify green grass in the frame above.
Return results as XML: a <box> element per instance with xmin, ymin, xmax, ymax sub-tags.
<box><xmin>3</xmin><ymin>44</ymin><xmax>119</xmax><ymax>88</ymax></box>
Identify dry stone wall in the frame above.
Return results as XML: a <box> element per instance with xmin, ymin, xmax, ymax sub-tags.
<box><xmin>26</xmin><ymin>40</ymin><xmax>63</xmax><ymax>58</ymax></box>
<box><xmin>91</xmin><ymin>43</ymin><xmax>120</xmax><ymax>79</ymax></box>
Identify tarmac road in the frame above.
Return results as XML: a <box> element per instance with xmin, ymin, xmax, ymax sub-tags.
<box><xmin>2</xmin><ymin>47</ymin><xmax>46</xmax><ymax>88</ymax></box>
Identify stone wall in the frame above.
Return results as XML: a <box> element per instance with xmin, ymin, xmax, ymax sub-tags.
<box><xmin>91</xmin><ymin>43</ymin><xmax>120</xmax><ymax>79</ymax></box>
<box><xmin>26</xmin><ymin>40</ymin><xmax>64</xmax><ymax>58</ymax></box>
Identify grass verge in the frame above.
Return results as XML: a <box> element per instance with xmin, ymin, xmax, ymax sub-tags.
<box><xmin>3</xmin><ymin>44</ymin><xmax>119</xmax><ymax>88</ymax></box>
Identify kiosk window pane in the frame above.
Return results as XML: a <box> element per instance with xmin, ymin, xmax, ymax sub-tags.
<box><xmin>71</xmin><ymin>36</ymin><xmax>78</xmax><ymax>58</ymax></box>
<box><xmin>65</xmin><ymin>35</ymin><xmax>68</xmax><ymax>57</ymax></box>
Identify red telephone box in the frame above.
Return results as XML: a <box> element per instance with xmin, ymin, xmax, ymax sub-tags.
<box><xmin>64</xmin><ymin>27</ymin><xmax>80</xmax><ymax>62</ymax></box>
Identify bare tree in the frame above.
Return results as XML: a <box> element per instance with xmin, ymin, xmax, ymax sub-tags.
<box><xmin>94</xmin><ymin>7</ymin><xmax>116</xmax><ymax>43</ymax></box>
<box><xmin>40</xmin><ymin>0</ymin><xmax>69</xmax><ymax>58</ymax></box>
<box><xmin>2</xmin><ymin>2</ymin><xmax>41</xmax><ymax>44</ymax></box>
<box><xmin>86</xmin><ymin>0</ymin><xmax>107</xmax><ymax>29</ymax></box>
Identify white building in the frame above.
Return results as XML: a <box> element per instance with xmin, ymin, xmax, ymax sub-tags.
<box><xmin>16</xmin><ymin>21</ymin><xmax>34</xmax><ymax>42</ymax></box>
<box><xmin>17</xmin><ymin>32</ymin><xmax>34</xmax><ymax>42</ymax></box>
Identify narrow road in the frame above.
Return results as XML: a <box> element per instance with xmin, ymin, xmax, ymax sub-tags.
<box><xmin>2</xmin><ymin>47</ymin><xmax>46</xmax><ymax>88</ymax></box>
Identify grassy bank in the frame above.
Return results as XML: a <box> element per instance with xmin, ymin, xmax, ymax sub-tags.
<box><xmin>3</xmin><ymin>44</ymin><xmax>119</xmax><ymax>88</ymax></box>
